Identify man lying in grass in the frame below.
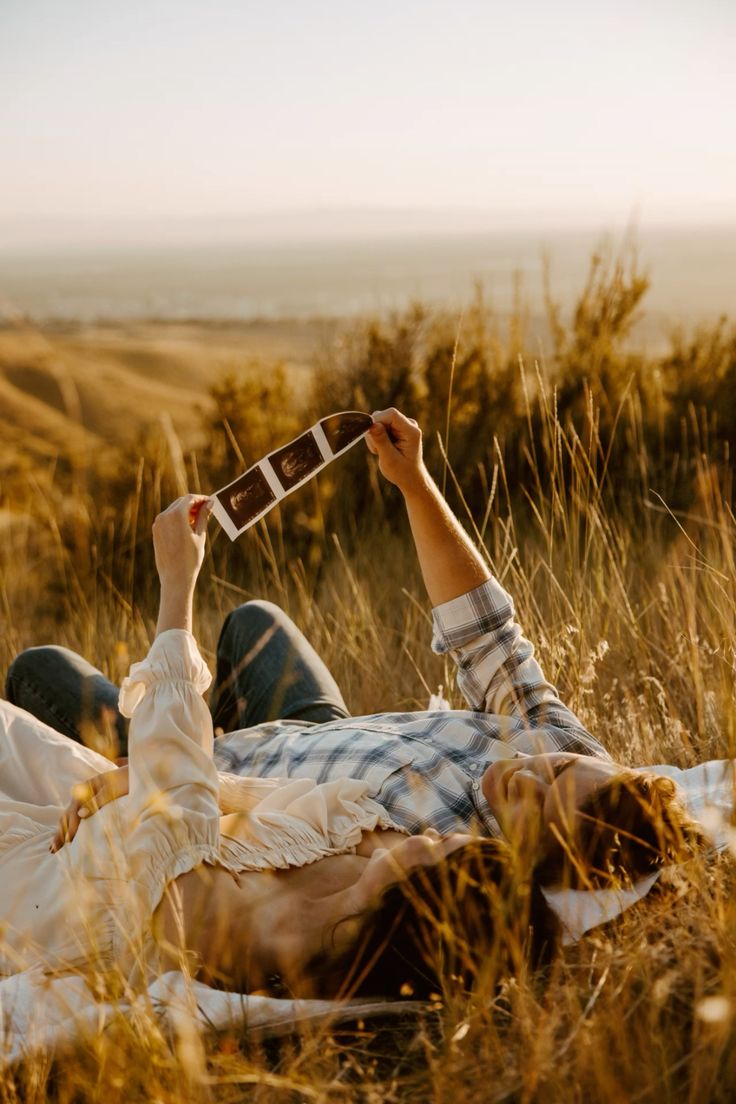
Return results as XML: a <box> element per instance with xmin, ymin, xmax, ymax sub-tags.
<box><xmin>1</xmin><ymin>494</ymin><xmax>556</xmax><ymax>1001</ymax></box>
<box><xmin>7</xmin><ymin>409</ymin><xmax>702</xmax><ymax>894</ymax></box>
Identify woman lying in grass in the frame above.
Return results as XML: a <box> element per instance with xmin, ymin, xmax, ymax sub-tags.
<box><xmin>0</xmin><ymin>495</ymin><xmax>554</xmax><ymax>1001</ymax></box>
<box><xmin>10</xmin><ymin>411</ymin><xmax>702</xmax><ymax>903</ymax></box>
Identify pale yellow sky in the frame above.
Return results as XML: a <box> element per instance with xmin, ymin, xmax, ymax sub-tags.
<box><xmin>2</xmin><ymin>0</ymin><xmax>735</xmax><ymax>243</ymax></box>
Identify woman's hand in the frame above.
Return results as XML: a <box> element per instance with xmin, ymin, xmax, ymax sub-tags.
<box><xmin>50</xmin><ymin>765</ymin><xmax>130</xmax><ymax>852</ymax></box>
<box><xmin>154</xmin><ymin>494</ymin><xmax>212</xmax><ymax>634</ymax></box>
<box><xmin>153</xmin><ymin>494</ymin><xmax>212</xmax><ymax>592</ymax></box>
<box><xmin>365</xmin><ymin>408</ymin><xmax>426</xmax><ymax>497</ymax></box>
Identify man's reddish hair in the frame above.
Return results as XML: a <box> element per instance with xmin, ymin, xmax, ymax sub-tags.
<box><xmin>535</xmin><ymin>768</ymin><xmax>705</xmax><ymax>887</ymax></box>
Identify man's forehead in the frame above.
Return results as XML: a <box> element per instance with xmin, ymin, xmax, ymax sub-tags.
<box><xmin>555</xmin><ymin>754</ymin><xmax>618</xmax><ymax>780</ymax></box>
<box><xmin>543</xmin><ymin>758</ymin><xmax>617</xmax><ymax>827</ymax></box>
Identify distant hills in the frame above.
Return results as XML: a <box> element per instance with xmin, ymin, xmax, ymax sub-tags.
<box><xmin>0</xmin><ymin>319</ymin><xmax>324</xmax><ymax>477</ymax></box>
<box><xmin>1</xmin><ymin>224</ymin><xmax>734</xmax><ymax>325</ymax></box>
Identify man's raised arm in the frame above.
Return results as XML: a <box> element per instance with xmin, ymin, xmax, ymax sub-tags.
<box><xmin>366</xmin><ymin>409</ymin><xmax>602</xmax><ymax>748</ymax></box>
<box><xmin>366</xmin><ymin>408</ymin><xmax>491</xmax><ymax>605</ymax></box>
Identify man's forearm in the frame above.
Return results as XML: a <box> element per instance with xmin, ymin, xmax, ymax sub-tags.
<box><xmin>403</xmin><ymin>470</ymin><xmax>491</xmax><ymax>607</ymax></box>
<box><xmin>366</xmin><ymin>408</ymin><xmax>491</xmax><ymax>607</ymax></box>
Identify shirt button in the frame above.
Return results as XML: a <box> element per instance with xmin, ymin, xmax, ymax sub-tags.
<box><xmin>469</xmin><ymin>762</ymin><xmax>479</xmax><ymax>771</ymax></box>
<box><xmin>472</xmin><ymin>781</ymin><xmax>480</xmax><ymax>791</ymax></box>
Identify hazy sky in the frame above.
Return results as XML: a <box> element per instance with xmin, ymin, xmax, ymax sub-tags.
<box><xmin>2</xmin><ymin>0</ymin><xmax>734</xmax><ymax>240</ymax></box>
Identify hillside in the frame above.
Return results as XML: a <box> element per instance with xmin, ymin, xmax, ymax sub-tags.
<box><xmin>0</xmin><ymin>318</ymin><xmax>334</xmax><ymax>476</ymax></box>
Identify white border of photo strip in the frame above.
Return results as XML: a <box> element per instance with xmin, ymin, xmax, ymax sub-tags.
<box><xmin>210</xmin><ymin>411</ymin><xmax>373</xmax><ymax>540</ymax></box>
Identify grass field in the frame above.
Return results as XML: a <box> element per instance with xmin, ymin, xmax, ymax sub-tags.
<box><xmin>1</xmin><ymin>256</ymin><xmax>735</xmax><ymax>1101</ymax></box>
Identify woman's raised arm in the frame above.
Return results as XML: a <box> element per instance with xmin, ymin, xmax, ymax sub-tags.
<box><xmin>51</xmin><ymin>494</ymin><xmax>214</xmax><ymax>851</ymax></box>
<box><xmin>153</xmin><ymin>495</ymin><xmax>212</xmax><ymax>635</ymax></box>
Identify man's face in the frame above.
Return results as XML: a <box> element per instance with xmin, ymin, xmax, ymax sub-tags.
<box><xmin>481</xmin><ymin>753</ymin><xmax>622</xmax><ymax>868</ymax></box>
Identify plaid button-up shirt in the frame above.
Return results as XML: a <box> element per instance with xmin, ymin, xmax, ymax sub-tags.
<box><xmin>213</xmin><ymin>578</ymin><xmax>610</xmax><ymax>837</ymax></box>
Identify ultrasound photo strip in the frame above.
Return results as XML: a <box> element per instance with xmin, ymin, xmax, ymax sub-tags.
<box><xmin>210</xmin><ymin>411</ymin><xmax>374</xmax><ymax>540</ymax></box>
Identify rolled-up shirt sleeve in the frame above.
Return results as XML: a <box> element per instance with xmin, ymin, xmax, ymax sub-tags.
<box><xmin>431</xmin><ymin>578</ymin><xmax>596</xmax><ymax>741</ymax></box>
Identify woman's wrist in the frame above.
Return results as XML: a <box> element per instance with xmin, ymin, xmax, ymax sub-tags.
<box><xmin>156</xmin><ymin>582</ymin><xmax>195</xmax><ymax>635</ymax></box>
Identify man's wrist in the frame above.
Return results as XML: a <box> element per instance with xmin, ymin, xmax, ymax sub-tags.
<box><xmin>400</xmin><ymin>465</ymin><xmax>437</xmax><ymax>504</ymax></box>
<box><xmin>399</xmin><ymin>461</ymin><xmax>434</xmax><ymax>501</ymax></box>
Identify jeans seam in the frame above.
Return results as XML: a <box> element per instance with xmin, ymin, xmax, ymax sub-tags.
<box><xmin>7</xmin><ymin>672</ymin><xmax>79</xmax><ymax>739</ymax></box>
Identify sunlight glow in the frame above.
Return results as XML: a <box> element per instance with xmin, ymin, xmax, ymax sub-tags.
<box><xmin>1</xmin><ymin>0</ymin><xmax>734</xmax><ymax>243</ymax></box>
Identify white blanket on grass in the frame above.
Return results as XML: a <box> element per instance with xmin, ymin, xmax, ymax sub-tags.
<box><xmin>543</xmin><ymin>758</ymin><xmax>735</xmax><ymax>942</ymax></box>
<box><xmin>0</xmin><ymin>969</ymin><xmax>424</xmax><ymax>1067</ymax></box>
<box><xmin>2</xmin><ymin>758</ymin><xmax>733</xmax><ymax>1066</ymax></box>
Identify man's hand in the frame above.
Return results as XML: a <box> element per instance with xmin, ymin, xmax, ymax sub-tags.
<box><xmin>365</xmin><ymin>408</ymin><xmax>427</xmax><ymax>497</ymax></box>
<box><xmin>50</xmin><ymin>765</ymin><xmax>130</xmax><ymax>853</ymax></box>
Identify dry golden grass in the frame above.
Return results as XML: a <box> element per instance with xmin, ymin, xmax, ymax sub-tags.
<box><xmin>1</xmin><ymin>269</ymin><xmax>735</xmax><ymax>1100</ymax></box>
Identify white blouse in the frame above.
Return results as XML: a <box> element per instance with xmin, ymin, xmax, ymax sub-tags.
<box><xmin>0</xmin><ymin>630</ymin><xmax>398</xmax><ymax>982</ymax></box>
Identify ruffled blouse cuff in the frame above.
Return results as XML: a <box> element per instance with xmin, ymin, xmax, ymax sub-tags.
<box><xmin>118</xmin><ymin>629</ymin><xmax>213</xmax><ymax>718</ymax></box>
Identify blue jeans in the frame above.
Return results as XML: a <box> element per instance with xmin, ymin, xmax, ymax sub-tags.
<box><xmin>4</xmin><ymin>601</ymin><xmax>350</xmax><ymax>758</ymax></box>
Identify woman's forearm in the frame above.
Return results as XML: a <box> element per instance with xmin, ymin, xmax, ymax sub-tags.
<box><xmin>155</xmin><ymin>583</ymin><xmax>194</xmax><ymax>636</ymax></box>
<box><xmin>152</xmin><ymin>495</ymin><xmax>211</xmax><ymax>636</ymax></box>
